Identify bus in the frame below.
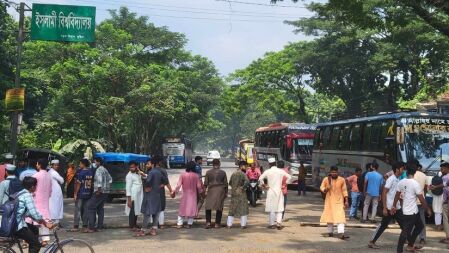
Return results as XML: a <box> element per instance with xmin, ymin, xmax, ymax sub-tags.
<box><xmin>311</xmin><ymin>112</ymin><xmax>449</xmax><ymax>188</ymax></box>
<box><xmin>254</xmin><ymin>123</ymin><xmax>316</xmax><ymax>183</ymax></box>
<box><xmin>162</xmin><ymin>137</ymin><xmax>193</xmax><ymax>168</ymax></box>
<box><xmin>94</xmin><ymin>153</ymin><xmax>151</xmax><ymax>201</ymax></box>
<box><xmin>235</xmin><ymin>139</ymin><xmax>254</xmax><ymax>166</ymax></box>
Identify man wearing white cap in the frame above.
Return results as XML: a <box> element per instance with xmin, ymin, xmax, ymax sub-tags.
<box><xmin>0</xmin><ymin>164</ymin><xmax>23</xmax><ymax>204</ymax></box>
<box><xmin>259</xmin><ymin>157</ymin><xmax>291</xmax><ymax>229</ymax></box>
<box><xmin>0</xmin><ymin>154</ymin><xmax>14</xmax><ymax>183</ymax></box>
<box><xmin>49</xmin><ymin>160</ymin><xmax>64</xmax><ymax>223</ymax></box>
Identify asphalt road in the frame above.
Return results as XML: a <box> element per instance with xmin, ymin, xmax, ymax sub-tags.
<box><xmin>43</xmin><ymin>161</ymin><xmax>449</xmax><ymax>253</ymax></box>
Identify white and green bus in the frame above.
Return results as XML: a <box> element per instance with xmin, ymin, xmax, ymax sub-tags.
<box><xmin>311</xmin><ymin>112</ymin><xmax>449</xmax><ymax>187</ymax></box>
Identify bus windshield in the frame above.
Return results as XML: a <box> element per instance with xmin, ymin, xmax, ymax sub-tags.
<box><xmin>289</xmin><ymin>139</ymin><xmax>313</xmax><ymax>162</ymax></box>
<box><xmin>162</xmin><ymin>144</ymin><xmax>185</xmax><ymax>156</ymax></box>
<box><xmin>405</xmin><ymin>130</ymin><xmax>449</xmax><ymax>171</ymax></box>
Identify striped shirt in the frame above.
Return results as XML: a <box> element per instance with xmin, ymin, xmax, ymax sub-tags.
<box><xmin>16</xmin><ymin>189</ymin><xmax>43</xmax><ymax>230</ymax></box>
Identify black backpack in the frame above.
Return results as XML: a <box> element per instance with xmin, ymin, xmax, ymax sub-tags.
<box><xmin>0</xmin><ymin>191</ymin><xmax>25</xmax><ymax>237</ymax></box>
<box><xmin>431</xmin><ymin>175</ymin><xmax>444</xmax><ymax>196</ymax></box>
<box><xmin>6</xmin><ymin>178</ymin><xmax>24</xmax><ymax>200</ymax></box>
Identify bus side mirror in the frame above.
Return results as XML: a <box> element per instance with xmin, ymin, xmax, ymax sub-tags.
<box><xmin>396</xmin><ymin>127</ymin><xmax>404</xmax><ymax>144</ymax></box>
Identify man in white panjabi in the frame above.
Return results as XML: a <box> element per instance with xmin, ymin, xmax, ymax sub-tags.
<box><xmin>259</xmin><ymin>157</ymin><xmax>292</xmax><ymax>230</ymax></box>
<box><xmin>49</xmin><ymin>159</ymin><xmax>64</xmax><ymax>223</ymax></box>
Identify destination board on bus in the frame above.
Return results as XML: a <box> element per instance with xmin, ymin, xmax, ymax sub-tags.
<box><xmin>402</xmin><ymin>117</ymin><xmax>449</xmax><ymax>135</ymax></box>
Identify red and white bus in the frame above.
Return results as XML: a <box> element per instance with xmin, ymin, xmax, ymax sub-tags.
<box><xmin>254</xmin><ymin>123</ymin><xmax>316</xmax><ymax>183</ymax></box>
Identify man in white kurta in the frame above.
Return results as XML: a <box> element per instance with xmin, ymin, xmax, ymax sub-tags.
<box><xmin>125</xmin><ymin>162</ymin><xmax>144</xmax><ymax>230</ymax></box>
<box><xmin>259</xmin><ymin>158</ymin><xmax>291</xmax><ymax>229</ymax></box>
<box><xmin>49</xmin><ymin>160</ymin><xmax>64</xmax><ymax>223</ymax></box>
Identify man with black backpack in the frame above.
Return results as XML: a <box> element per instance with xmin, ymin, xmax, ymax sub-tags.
<box><xmin>0</xmin><ymin>164</ymin><xmax>24</xmax><ymax>205</ymax></box>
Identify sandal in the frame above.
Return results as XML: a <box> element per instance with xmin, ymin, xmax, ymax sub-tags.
<box><xmin>67</xmin><ymin>228</ymin><xmax>80</xmax><ymax>232</ymax></box>
<box><xmin>149</xmin><ymin>229</ymin><xmax>157</xmax><ymax>236</ymax></box>
<box><xmin>82</xmin><ymin>228</ymin><xmax>96</xmax><ymax>233</ymax></box>
<box><xmin>368</xmin><ymin>242</ymin><xmax>380</xmax><ymax>249</ymax></box>
<box><xmin>339</xmin><ymin>234</ymin><xmax>350</xmax><ymax>240</ymax></box>
<box><xmin>204</xmin><ymin>224</ymin><xmax>211</xmax><ymax>229</ymax></box>
<box><xmin>440</xmin><ymin>239</ymin><xmax>449</xmax><ymax>244</ymax></box>
<box><xmin>214</xmin><ymin>224</ymin><xmax>221</xmax><ymax>229</ymax></box>
<box><xmin>133</xmin><ymin>231</ymin><xmax>146</xmax><ymax>237</ymax></box>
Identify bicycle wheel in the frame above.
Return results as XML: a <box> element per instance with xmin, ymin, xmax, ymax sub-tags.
<box><xmin>51</xmin><ymin>239</ymin><xmax>94</xmax><ymax>253</ymax></box>
<box><xmin>0</xmin><ymin>245</ymin><xmax>15</xmax><ymax>253</ymax></box>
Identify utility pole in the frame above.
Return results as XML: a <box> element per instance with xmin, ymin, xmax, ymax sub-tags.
<box><xmin>10</xmin><ymin>2</ymin><xmax>30</xmax><ymax>162</ymax></box>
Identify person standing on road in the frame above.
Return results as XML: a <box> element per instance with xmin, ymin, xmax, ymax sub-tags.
<box><xmin>358</xmin><ymin>163</ymin><xmax>372</xmax><ymax>219</ymax></box>
<box><xmin>152</xmin><ymin>157</ymin><xmax>172</xmax><ymax>229</ymax></box>
<box><xmin>411</xmin><ymin>161</ymin><xmax>428</xmax><ymax>244</ymax></box>
<box><xmin>48</xmin><ymin>160</ymin><xmax>64</xmax><ymax>224</ymax></box>
<box><xmin>87</xmin><ymin>157</ymin><xmax>112</xmax><ymax>232</ymax></box>
<box><xmin>171</xmin><ymin>161</ymin><xmax>204</xmax><ymax>229</ymax></box>
<box><xmin>279</xmin><ymin>161</ymin><xmax>289</xmax><ymax>220</ymax></box>
<box><xmin>140</xmin><ymin>156</ymin><xmax>164</xmax><ymax>236</ymax></box>
<box><xmin>346</xmin><ymin>168</ymin><xmax>362</xmax><ymax>220</ymax></box>
<box><xmin>438</xmin><ymin>162</ymin><xmax>449</xmax><ymax>244</ymax></box>
<box><xmin>227</xmin><ymin>161</ymin><xmax>249</xmax><ymax>229</ymax></box>
<box><xmin>32</xmin><ymin>158</ymin><xmax>53</xmax><ymax>244</ymax></box>
<box><xmin>15</xmin><ymin>158</ymin><xmax>28</xmax><ymax>178</ymax></box>
<box><xmin>428</xmin><ymin>169</ymin><xmax>443</xmax><ymax>231</ymax></box>
<box><xmin>65</xmin><ymin>163</ymin><xmax>76</xmax><ymax>198</ymax></box>
<box><xmin>368</xmin><ymin>162</ymin><xmax>404</xmax><ymax>249</ymax></box>
<box><xmin>297</xmin><ymin>161</ymin><xmax>307</xmax><ymax>196</ymax></box>
<box><xmin>125</xmin><ymin>161</ymin><xmax>144</xmax><ymax>232</ymax></box>
<box><xmin>392</xmin><ymin>165</ymin><xmax>431</xmax><ymax>253</ymax></box>
<box><xmin>320</xmin><ymin>166</ymin><xmax>349</xmax><ymax>240</ymax></box>
<box><xmin>362</xmin><ymin>163</ymin><xmax>384</xmax><ymax>223</ymax></box>
<box><xmin>204</xmin><ymin>159</ymin><xmax>228</xmax><ymax>229</ymax></box>
<box><xmin>195</xmin><ymin>156</ymin><xmax>205</xmax><ymax>217</ymax></box>
<box><xmin>259</xmin><ymin>158</ymin><xmax>291</xmax><ymax>230</ymax></box>
<box><xmin>72</xmin><ymin>158</ymin><xmax>94</xmax><ymax>232</ymax></box>
<box><xmin>0</xmin><ymin>164</ymin><xmax>21</xmax><ymax>205</ymax></box>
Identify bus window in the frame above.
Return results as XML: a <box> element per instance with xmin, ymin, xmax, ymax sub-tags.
<box><xmin>351</xmin><ymin>124</ymin><xmax>362</xmax><ymax>151</ymax></box>
<box><xmin>329</xmin><ymin>126</ymin><xmax>341</xmax><ymax>149</ymax></box>
<box><xmin>314</xmin><ymin>128</ymin><xmax>321</xmax><ymax>149</ymax></box>
<box><xmin>370</xmin><ymin>122</ymin><xmax>382</xmax><ymax>151</ymax></box>
<box><xmin>322</xmin><ymin>127</ymin><xmax>331</xmax><ymax>149</ymax></box>
<box><xmin>362</xmin><ymin>123</ymin><xmax>372</xmax><ymax>151</ymax></box>
<box><xmin>340</xmin><ymin>125</ymin><xmax>352</xmax><ymax>150</ymax></box>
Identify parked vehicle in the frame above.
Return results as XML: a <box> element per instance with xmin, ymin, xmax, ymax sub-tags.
<box><xmin>235</xmin><ymin>139</ymin><xmax>254</xmax><ymax>166</ymax></box>
<box><xmin>162</xmin><ymin>136</ymin><xmax>193</xmax><ymax>168</ymax></box>
<box><xmin>94</xmin><ymin>152</ymin><xmax>150</xmax><ymax>201</ymax></box>
<box><xmin>206</xmin><ymin>150</ymin><xmax>221</xmax><ymax>166</ymax></box>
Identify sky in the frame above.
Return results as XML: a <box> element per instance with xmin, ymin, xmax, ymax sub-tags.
<box><xmin>8</xmin><ymin>0</ymin><xmax>317</xmax><ymax>76</ymax></box>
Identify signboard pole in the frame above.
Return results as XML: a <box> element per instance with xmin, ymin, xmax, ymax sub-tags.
<box><xmin>10</xmin><ymin>2</ymin><xmax>29</xmax><ymax>161</ymax></box>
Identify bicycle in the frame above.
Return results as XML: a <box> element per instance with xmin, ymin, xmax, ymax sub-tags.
<box><xmin>0</xmin><ymin>225</ymin><xmax>95</xmax><ymax>253</ymax></box>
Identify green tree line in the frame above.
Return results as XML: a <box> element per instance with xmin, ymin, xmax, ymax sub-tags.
<box><xmin>1</xmin><ymin>1</ymin><xmax>449</xmax><ymax>157</ymax></box>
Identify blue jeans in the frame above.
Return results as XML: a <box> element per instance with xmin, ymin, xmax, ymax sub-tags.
<box><xmin>350</xmin><ymin>192</ymin><xmax>361</xmax><ymax>218</ymax></box>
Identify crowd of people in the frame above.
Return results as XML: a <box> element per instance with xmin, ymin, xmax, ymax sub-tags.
<box><xmin>321</xmin><ymin>160</ymin><xmax>449</xmax><ymax>253</ymax></box>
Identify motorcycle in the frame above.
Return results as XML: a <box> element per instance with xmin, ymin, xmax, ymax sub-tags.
<box><xmin>247</xmin><ymin>179</ymin><xmax>260</xmax><ymax>207</ymax></box>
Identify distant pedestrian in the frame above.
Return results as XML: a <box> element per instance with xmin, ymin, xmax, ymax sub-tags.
<box><xmin>362</xmin><ymin>163</ymin><xmax>384</xmax><ymax>223</ymax></box>
<box><xmin>439</xmin><ymin>162</ymin><xmax>449</xmax><ymax>244</ymax></box>
<box><xmin>0</xmin><ymin>154</ymin><xmax>13</xmax><ymax>183</ymax></box>
<box><xmin>279</xmin><ymin>161</ymin><xmax>289</xmax><ymax>220</ymax></box>
<box><xmin>49</xmin><ymin>160</ymin><xmax>64</xmax><ymax>224</ymax></box>
<box><xmin>368</xmin><ymin>162</ymin><xmax>404</xmax><ymax>249</ymax></box>
<box><xmin>171</xmin><ymin>161</ymin><xmax>204</xmax><ymax>229</ymax></box>
<box><xmin>65</xmin><ymin>163</ymin><xmax>76</xmax><ymax>198</ymax></box>
<box><xmin>125</xmin><ymin>161</ymin><xmax>144</xmax><ymax>232</ymax></box>
<box><xmin>227</xmin><ymin>161</ymin><xmax>249</xmax><ymax>229</ymax></box>
<box><xmin>195</xmin><ymin>156</ymin><xmax>205</xmax><ymax>216</ymax></box>
<box><xmin>15</xmin><ymin>158</ymin><xmax>28</xmax><ymax>178</ymax></box>
<box><xmin>358</xmin><ymin>163</ymin><xmax>372</xmax><ymax>218</ymax></box>
<box><xmin>346</xmin><ymin>167</ymin><xmax>362</xmax><ymax>220</ymax></box>
<box><xmin>320</xmin><ymin>166</ymin><xmax>349</xmax><ymax>240</ymax></box>
<box><xmin>19</xmin><ymin>163</ymin><xmax>36</xmax><ymax>181</ymax></box>
<box><xmin>259</xmin><ymin>158</ymin><xmax>291</xmax><ymax>230</ymax></box>
<box><xmin>297</xmin><ymin>161</ymin><xmax>307</xmax><ymax>196</ymax></box>
<box><xmin>392</xmin><ymin>165</ymin><xmax>431</xmax><ymax>253</ymax></box>
<box><xmin>204</xmin><ymin>159</ymin><xmax>228</xmax><ymax>229</ymax></box>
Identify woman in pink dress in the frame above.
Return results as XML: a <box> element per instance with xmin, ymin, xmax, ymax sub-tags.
<box><xmin>33</xmin><ymin>158</ymin><xmax>53</xmax><ymax>244</ymax></box>
<box><xmin>172</xmin><ymin>161</ymin><xmax>204</xmax><ymax>228</ymax></box>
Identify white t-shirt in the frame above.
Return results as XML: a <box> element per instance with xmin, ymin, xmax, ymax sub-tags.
<box><xmin>385</xmin><ymin>175</ymin><xmax>401</xmax><ymax>210</ymax></box>
<box><xmin>414</xmin><ymin>170</ymin><xmax>427</xmax><ymax>204</ymax></box>
<box><xmin>397</xmin><ymin>178</ymin><xmax>422</xmax><ymax>215</ymax></box>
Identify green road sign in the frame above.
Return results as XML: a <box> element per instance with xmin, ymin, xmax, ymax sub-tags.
<box><xmin>31</xmin><ymin>3</ymin><xmax>96</xmax><ymax>42</ymax></box>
